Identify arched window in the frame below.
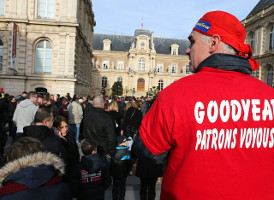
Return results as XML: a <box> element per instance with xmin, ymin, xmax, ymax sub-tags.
<box><xmin>0</xmin><ymin>0</ymin><xmax>5</xmax><ymax>15</ymax></box>
<box><xmin>158</xmin><ymin>80</ymin><xmax>164</xmax><ymax>90</ymax></box>
<box><xmin>250</xmin><ymin>33</ymin><xmax>255</xmax><ymax>52</ymax></box>
<box><xmin>102</xmin><ymin>77</ymin><xmax>107</xmax><ymax>88</ymax></box>
<box><xmin>0</xmin><ymin>39</ymin><xmax>3</xmax><ymax>71</ymax></box>
<box><xmin>35</xmin><ymin>40</ymin><xmax>52</xmax><ymax>73</ymax></box>
<box><xmin>117</xmin><ymin>77</ymin><xmax>123</xmax><ymax>82</ymax></box>
<box><xmin>267</xmin><ymin>66</ymin><xmax>273</xmax><ymax>87</ymax></box>
<box><xmin>37</xmin><ymin>0</ymin><xmax>55</xmax><ymax>19</ymax></box>
<box><xmin>270</xmin><ymin>26</ymin><xmax>274</xmax><ymax>50</ymax></box>
<box><xmin>138</xmin><ymin>58</ymin><xmax>145</xmax><ymax>71</ymax></box>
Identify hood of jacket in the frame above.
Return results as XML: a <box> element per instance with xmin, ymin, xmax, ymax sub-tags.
<box><xmin>23</xmin><ymin>125</ymin><xmax>53</xmax><ymax>141</ymax></box>
<box><xmin>81</xmin><ymin>154</ymin><xmax>105</xmax><ymax>173</ymax></box>
<box><xmin>18</xmin><ymin>99</ymin><xmax>36</xmax><ymax>109</ymax></box>
<box><xmin>0</xmin><ymin>152</ymin><xmax>65</xmax><ymax>188</ymax></box>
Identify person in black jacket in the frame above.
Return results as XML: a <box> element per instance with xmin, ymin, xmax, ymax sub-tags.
<box><xmin>111</xmin><ymin>135</ymin><xmax>132</xmax><ymax>200</ymax></box>
<box><xmin>132</xmin><ymin>133</ymin><xmax>168</xmax><ymax>200</ymax></box>
<box><xmin>109</xmin><ymin>101</ymin><xmax>123</xmax><ymax>138</ymax></box>
<box><xmin>53</xmin><ymin>116</ymin><xmax>80</xmax><ymax>182</ymax></box>
<box><xmin>83</xmin><ymin>95</ymin><xmax>116</xmax><ymax>157</ymax></box>
<box><xmin>69</xmin><ymin>139</ymin><xmax>111</xmax><ymax>200</ymax></box>
<box><xmin>121</xmin><ymin>101</ymin><xmax>142</xmax><ymax>138</ymax></box>
<box><xmin>22</xmin><ymin>108</ymin><xmax>65</xmax><ymax>158</ymax></box>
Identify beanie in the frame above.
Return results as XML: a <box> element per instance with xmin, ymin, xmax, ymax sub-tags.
<box><xmin>193</xmin><ymin>11</ymin><xmax>260</xmax><ymax>71</ymax></box>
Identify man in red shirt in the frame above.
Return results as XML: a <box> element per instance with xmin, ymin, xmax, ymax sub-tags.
<box><xmin>139</xmin><ymin>11</ymin><xmax>274</xmax><ymax>200</ymax></box>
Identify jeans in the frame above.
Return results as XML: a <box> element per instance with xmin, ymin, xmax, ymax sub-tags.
<box><xmin>69</xmin><ymin>124</ymin><xmax>80</xmax><ymax>143</ymax></box>
<box><xmin>112</xmin><ymin>178</ymin><xmax>127</xmax><ymax>200</ymax></box>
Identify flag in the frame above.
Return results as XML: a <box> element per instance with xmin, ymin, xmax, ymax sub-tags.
<box><xmin>141</xmin><ymin>17</ymin><xmax>143</xmax><ymax>28</ymax></box>
<box><xmin>153</xmin><ymin>67</ymin><xmax>157</xmax><ymax>74</ymax></box>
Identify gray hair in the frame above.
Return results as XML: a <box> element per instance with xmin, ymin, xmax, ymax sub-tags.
<box><xmin>200</xmin><ymin>34</ymin><xmax>237</xmax><ymax>54</ymax></box>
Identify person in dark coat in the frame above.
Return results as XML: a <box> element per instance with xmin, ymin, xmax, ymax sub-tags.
<box><xmin>69</xmin><ymin>139</ymin><xmax>111</xmax><ymax>200</ymax></box>
<box><xmin>0</xmin><ymin>137</ymin><xmax>72</xmax><ymax>200</ymax></box>
<box><xmin>58</xmin><ymin>98</ymin><xmax>69</xmax><ymax>120</ymax></box>
<box><xmin>83</xmin><ymin>95</ymin><xmax>116</xmax><ymax>157</ymax></box>
<box><xmin>132</xmin><ymin>133</ymin><xmax>168</xmax><ymax>200</ymax></box>
<box><xmin>121</xmin><ymin>101</ymin><xmax>142</xmax><ymax>138</ymax></box>
<box><xmin>22</xmin><ymin>108</ymin><xmax>64</xmax><ymax>158</ymax></box>
<box><xmin>109</xmin><ymin>101</ymin><xmax>123</xmax><ymax>137</ymax></box>
<box><xmin>110</xmin><ymin>135</ymin><xmax>132</xmax><ymax>200</ymax></box>
<box><xmin>140</xmin><ymin>97</ymin><xmax>149</xmax><ymax>118</ymax></box>
<box><xmin>53</xmin><ymin>116</ymin><xmax>80</xmax><ymax>182</ymax></box>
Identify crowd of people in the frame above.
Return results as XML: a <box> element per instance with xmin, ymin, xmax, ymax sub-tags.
<box><xmin>0</xmin><ymin>90</ymin><xmax>162</xmax><ymax>200</ymax></box>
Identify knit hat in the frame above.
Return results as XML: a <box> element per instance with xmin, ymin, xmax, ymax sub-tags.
<box><xmin>193</xmin><ymin>11</ymin><xmax>260</xmax><ymax>71</ymax></box>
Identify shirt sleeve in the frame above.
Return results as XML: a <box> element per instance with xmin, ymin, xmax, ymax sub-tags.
<box><xmin>139</xmin><ymin>93</ymin><xmax>173</xmax><ymax>155</ymax></box>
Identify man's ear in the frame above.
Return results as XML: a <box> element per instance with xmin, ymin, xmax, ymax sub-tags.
<box><xmin>209</xmin><ymin>34</ymin><xmax>221</xmax><ymax>53</ymax></box>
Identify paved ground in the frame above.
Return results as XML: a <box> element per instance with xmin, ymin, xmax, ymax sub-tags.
<box><xmin>105</xmin><ymin>176</ymin><xmax>161</xmax><ymax>200</ymax></box>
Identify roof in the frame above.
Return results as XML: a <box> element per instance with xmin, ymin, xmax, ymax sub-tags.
<box><xmin>246</xmin><ymin>0</ymin><xmax>274</xmax><ymax>18</ymax></box>
<box><xmin>92</xmin><ymin>31</ymin><xmax>190</xmax><ymax>55</ymax></box>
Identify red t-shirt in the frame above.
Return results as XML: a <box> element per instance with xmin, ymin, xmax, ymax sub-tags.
<box><xmin>139</xmin><ymin>67</ymin><xmax>274</xmax><ymax>200</ymax></box>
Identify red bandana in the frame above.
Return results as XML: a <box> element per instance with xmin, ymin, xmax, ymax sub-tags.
<box><xmin>193</xmin><ymin>11</ymin><xmax>260</xmax><ymax>71</ymax></box>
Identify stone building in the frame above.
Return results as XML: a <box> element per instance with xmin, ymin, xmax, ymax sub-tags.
<box><xmin>242</xmin><ymin>0</ymin><xmax>274</xmax><ymax>87</ymax></box>
<box><xmin>0</xmin><ymin>0</ymin><xmax>96</xmax><ymax>96</ymax></box>
<box><xmin>91</xmin><ymin>29</ymin><xmax>190</xmax><ymax>97</ymax></box>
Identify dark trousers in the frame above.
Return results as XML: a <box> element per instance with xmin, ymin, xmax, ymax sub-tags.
<box><xmin>140</xmin><ymin>177</ymin><xmax>157</xmax><ymax>200</ymax></box>
<box><xmin>112</xmin><ymin>177</ymin><xmax>127</xmax><ymax>200</ymax></box>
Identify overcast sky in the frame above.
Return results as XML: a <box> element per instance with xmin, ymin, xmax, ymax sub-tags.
<box><xmin>92</xmin><ymin>0</ymin><xmax>260</xmax><ymax>39</ymax></box>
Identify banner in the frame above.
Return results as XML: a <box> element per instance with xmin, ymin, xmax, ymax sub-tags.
<box><xmin>10</xmin><ymin>23</ymin><xmax>18</xmax><ymax>70</ymax></box>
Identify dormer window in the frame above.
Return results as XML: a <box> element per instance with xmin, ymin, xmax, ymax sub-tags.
<box><xmin>103</xmin><ymin>39</ymin><xmax>111</xmax><ymax>51</ymax></box>
<box><xmin>171</xmin><ymin>44</ymin><xmax>179</xmax><ymax>55</ymax></box>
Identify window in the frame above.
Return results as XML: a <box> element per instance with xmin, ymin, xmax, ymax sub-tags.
<box><xmin>186</xmin><ymin>65</ymin><xmax>190</xmax><ymax>74</ymax></box>
<box><xmin>102</xmin><ymin>61</ymin><xmax>109</xmax><ymax>69</ymax></box>
<box><xmin>171</xmin><ymin>44</ymin><xmax>179</xmax><ymax>55</ymax></box>
<box><xmin>117</xmin><ymin>61</ymin><xmax>124</xmax><ymax>70</ymax></box>
<box><xmin>158</xmin><ymin>80</ymin><xmax>164</xmax><ymax>90</ymax></box>
<box><xmin>0</xmin><ymin>0</ymin><xmax>4</xmax><ymax>15</ymax></box>
<box><xmin>117</xmin><ymin>77</ymin><xmax>123</xmax><ymax>82</ymax></box>
<box><xmin>173</xmin><ymin>49</ymin><xmax>176</xmax><ymax>55</ymax></box>
<box><xmin>270</xmin><ymin>26</ymin><xmax>274</xmax><ymax>50</ymax></box>
<box><xmin>104</xmin><ymin>43</ymin><xmax>110</xmax><ymax>51</ymax></box>
<box><xmin>138</xmin><ymin>58</ymin><xmax>145</xmax><ymax>71</ymax></box>
<box><xmin>103</xmin><ymin>39</ymin><xmax>111</xmax><ymax>51</ymax></box>
<box><xmin>250</xmin><ymin>33</ymin><xmax>255</xmax><ymax>52</ymax></box>
<box><xmin>171</xmin><ymin>64</ymin><xmax>177</xmax><ymax>73</ymax></box>
<box><xmin>102</xmin><ymin>77</ymin><xmax>107</xmax><ymax>88</ymax></box>
<box><xmin>37</xmin><ymin>0</ymin><xmax>55</xmax><ymax>19</ymax></box>
<box><xmin>267</xmin><ymin>66</ymin><xmax>273</xmax><ymax>87</ymax></box>
<box><xmin>35</xmin><ymin>40</ymin><xmax>52</xmax><ymax>73</ymax></box>
<box><xmin>157</xmin><ymin>64</ymin><xmax>163</xmax><ymax>73</ymax></box>
<box><xmin>0</xmin><ymin>39</ymin><xmax>2</xmax><ymax>71</ymax></box>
